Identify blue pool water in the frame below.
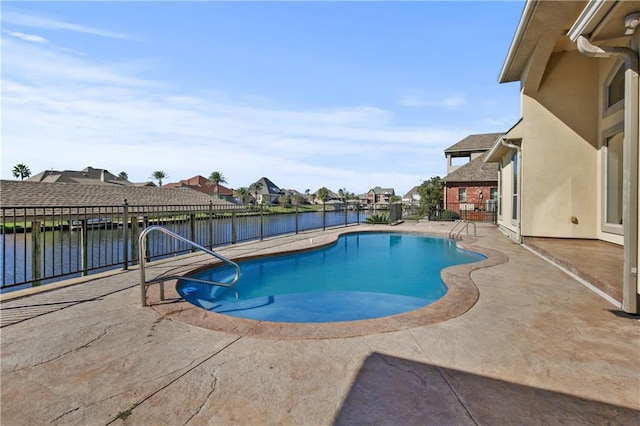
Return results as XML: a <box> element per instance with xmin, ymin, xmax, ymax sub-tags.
<box><xmin>177</xmin><ymin>232</ymin><xmax>485</xmax><ymax>323</ymax></box>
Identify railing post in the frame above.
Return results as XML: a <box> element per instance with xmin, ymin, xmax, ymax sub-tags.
<box><xmin>322</xmin><ymin>203</ymin><xmax>326</xmax><ymax>231</ymax></box>
<box><xmin>122</xmin><ymin>199</ymin><xmax>129</xmax><ymax>270</ymax></box>
<box><xmin>295</xmin><ymin>204</ymin><xmax>299</xmax><ymax>234</ymax></box>
<box><xmin>231</xmin><ymin>211</ymin><xmax>237</xmax><ymax>244</ymax></box>
<box><xmin>189</xmin><ymin>213</ymin><xmax>196</xmax><ymax>252</ymax></box>
<box><xmin>208</xmin><ymin>201</ymin><xmax>214</xmax><ymax>249</ymax></box>
<box><xmin>130</xmin><ymin>214</ymin><xmax>139</xmax><ymax>264</ymax></box>
<box><xmin>80</xmin><ymin>219</ymin><xmax>88</xmax><ymax>276</ymax></box>
<box><xmin>344</xmin><ymin>202</ymin><xmax>348</xmax><ymax>227</ymax></box>
<box><xmin>260</xmin><ymin>204</ymin><xmax>264</xmax><ymax>241</ymax></box>
<box><xmin>31</xmin><ymin>221</ymin><xmax>42</xmax><ymax>286</ymax></box>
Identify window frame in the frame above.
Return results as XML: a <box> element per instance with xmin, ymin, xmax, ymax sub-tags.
<box><xmin>603</xmin><ymin>61</ymin><xmax>625</xmax><ymax>117</ymax></box>
<box><xmin>498</xmin><ymin>161</ymin><xmax>503</xmax><ymax>218</ymax></box>
<box><xmin>511</xmin><ymin>151</ymin><xmax>519</xmax><ymax>224</ymax></box>
<box><xmin>601</xmin><ymin>122</ymin><xmax>624</xmax><ymax>235</ymax></box>
<box><xmin>458</xmin><ymin>187</ymin><xmax>467</xmax><ymax>203</ymax></box>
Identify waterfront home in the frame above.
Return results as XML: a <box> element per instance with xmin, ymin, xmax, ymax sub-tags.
<box><xmin>252</xmin><ymin>177</ymin><xmax>284</xmax><ymax>204</ymax></box>
<box><xmin>0</xmin><ymin>180</ymin><xmax>234</xmax><ymax>207</ymax></box>
<box><xmin>27</xmin><ymin>166</ymin><xmax>153</xmax><ymax>187</ymax></box>
<box><xmin>485</xmin><ymin>0</ymin><xmax>640</xmax><ymax>314</ymax></box>
<box><xmin>442</xmin><ymin>133</ymin><xmax>501</xmax><ymax>215</ymax></box>
<box><xmin>367</xmin><ymin>186</ymin><xmax>395</xmax><ymax>205</ymax></box>
<box><xmin>402</xmin><ymin>186</ymin><xmax>421</xmax><ymax>205</ymax></box>
<box><xmin>164</xmin><ymin>175</ymin><xmax>235</xmax><ymax>202</ymax></box>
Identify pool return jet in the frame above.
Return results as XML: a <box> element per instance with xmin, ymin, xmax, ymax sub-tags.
<box><xmin>138</xmin><ymin>225</ymin><xmax>240</xmax><ymax>307</ymax></box>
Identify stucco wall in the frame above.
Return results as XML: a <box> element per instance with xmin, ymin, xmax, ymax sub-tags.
<box><xmin>519</xmin><ymin>51</ymin><xmax>599</xmax><ymax>238</ymax></box>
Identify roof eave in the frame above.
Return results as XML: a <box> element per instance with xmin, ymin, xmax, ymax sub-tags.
<box><xmin>499</xmin><ymin>0</ymin><xmax>537</xmax><ymax>83</ymax></box>
<box><xmin>568</xmin><ymin>0</ymin><xmax>617</xmax><ymax>41</ymax></box>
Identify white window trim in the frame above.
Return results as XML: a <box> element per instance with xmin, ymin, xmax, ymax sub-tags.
<box><xmin>511</xmin><ymin>151</ymin><xmax>519</xmax><ymax>226</ymax></box>
<box><xmin>601</xmin><ymin>122</ymin><xmax>624</xmax><ymax>235</ymax></box>
<box><xmin>498</xmin><ymin>161</ymin><xmax>503</xmax><ymax>219</ymax></box>
<box><xmin>603</xmin><ymin>61</ymin><xmax>625</xmax><ymax>118</ymax></box>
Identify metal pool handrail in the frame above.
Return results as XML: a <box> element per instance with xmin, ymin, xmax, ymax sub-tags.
<box><xmin>448</xmin><ymin>220</ymin><xmax>476</xmax><ymax>239</ymax></box>
<box><xmin>139</xmin><ymin>225</ymin><xmax>240</xmax><ymax>306</ymax></box>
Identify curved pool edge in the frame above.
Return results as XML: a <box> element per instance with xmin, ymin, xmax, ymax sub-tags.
<box><xmin>147</xmin><ymin>228</ymin><xmax>509</xmax><ymax>340</ymax></box>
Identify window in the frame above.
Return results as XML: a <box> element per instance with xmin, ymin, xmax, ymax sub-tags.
<box><xmin>512</xmin><ymin>152</ymin><xmax>518</xmax><ymax>221</ymax></box>
<box><xmin>498</xmin><ymin>162</ymin><xmax>502</xmax><ymax>216</ymax></box>
<box><xmin>605</xmin><ymin>63</ymin><xmax>625</xmax><ymax>113</ymax></box>
<box><xmin>451</xmin><ymin>155</ymin><xmax>470</xmax><ymax>167</ymax></box>
<box><xmin>490</xmin><ymin>187</ymin><xmax>498</xmax><ymax>200</ymax></box>
<box><xmin>605</xmin><ymin>130</ymin><xmax>624</xmax><ymax>227</ymax></box>
<box><xmin>458</xmin><ymin>188</ymin><xmax>466</xmax><ymax>202</ymax></box>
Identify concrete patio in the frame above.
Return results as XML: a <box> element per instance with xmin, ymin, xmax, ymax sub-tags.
<box><xmin>1</xmin><ymin>222</ymin><xmax>638</xmax><ymax>425</ymax></box>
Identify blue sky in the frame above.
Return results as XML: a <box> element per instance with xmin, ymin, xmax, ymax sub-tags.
<box><xmin>2</xmin><ymin>1</ymin><xmax>524</xmax><ymax>195</ymax></box>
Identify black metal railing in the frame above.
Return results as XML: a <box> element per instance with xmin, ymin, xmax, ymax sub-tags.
<box><xmin>0</xmin><ymin>201</ymin><xmax>365</xmax><ymax>291</ymax></box>
<box><xmin>402</xmin><ymin>200</ymin><xmax>497</xmax><ymax>223</ymax></box>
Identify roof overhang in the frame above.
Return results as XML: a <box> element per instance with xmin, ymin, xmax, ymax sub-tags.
<box><xmin>485</xmin><ymin>119</ymin><xmax>523</xmax><ymax>163</ymax></box>
<box><xmin>568</xmin><ymin>0</ymin><xmax>640</xmax><ymax>43</ymax></box>
<box><xmin>499</xmin><ymin>1</ymin><xmax>585</xmax><ymax>91</ymax></box>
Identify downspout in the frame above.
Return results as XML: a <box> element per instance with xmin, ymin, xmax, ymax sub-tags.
<box><xmin>576</xmin><ymin>34</ymin><xmax>639</xmax><ymax>314</ymax></box>
<box><xmin>501</xmin><ymin>137</ymin><xmax>522</xmax><ymax>243</ymax></box>
<box><xmin>576</xmin><ymin>35</ymin><xmax>638</xmax><ymax>73</ymax></box>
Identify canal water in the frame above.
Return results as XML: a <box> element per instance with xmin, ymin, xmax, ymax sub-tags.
<box><xmin>1</xmin><ymin>210</ymin><xmax>363</xmax><ymax>291</ymax></box>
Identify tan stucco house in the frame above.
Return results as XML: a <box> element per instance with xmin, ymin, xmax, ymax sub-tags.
<box><xmin>485</xmin><ymin>0</ymin><xmax>639</xmax><ymax>313</ymax></box>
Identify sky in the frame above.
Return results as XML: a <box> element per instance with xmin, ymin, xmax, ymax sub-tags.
<box><xmin>1</xmin><ymin>0</ymin><xmax>525</xmax><ymax>196</ymax></box>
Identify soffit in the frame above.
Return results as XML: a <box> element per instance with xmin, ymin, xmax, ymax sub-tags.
<box><xmin>569</xmin><ymin>0</ymin><xmax>640</xmax><ymax>43</ymax></box>
<box><xmin>500</xmin><ymin>1</ymin><xmax>585</xmax><ymax>85</ymax></box>
<box><xmin>485</xmin><ymin>119</ymin><xmax>523</xmax><ymax>163</ymax></box>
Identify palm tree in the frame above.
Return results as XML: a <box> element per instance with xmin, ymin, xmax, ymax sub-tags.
<box><xmin>118</xmin><ymin>171</ymin><xmax>128</xmax><ymax>180</ymax></box>
<box><xmin>249</xmin><ymin>182</ymin><xmax>263</xmax><ymax>205</ymax></box>
<box><xmin>12</xmin><ymin>164</ymin><xmax>31</xmax><ymax>181</ymax></box>
<box><xmin>150</xmin><ymin>170</ymin><xmax>168</xmax><ymax>187</ymax></box>
<box><xmin>207</xmin><ymin>171</ymin><xmax>227</xmax><ymax>199</ymax></box>
<box><xmin>317</xmin><ymin>187</ymin><xmax>329</xmax><ymax>204</ymax></box>
<box><xmin>235</xmin><ymin>187</ymin><xmax>250</xmax><ymax>204</ymax></box>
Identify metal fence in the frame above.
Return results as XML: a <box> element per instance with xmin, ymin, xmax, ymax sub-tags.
<box><xmin>0</xmin><ymin>202</ymin><xmax>365</xmax><ymax>291</ymax></box>
<box><xmin>402</xmin><ymin>200</ymin><xmax>497</xmax><ymax>223</ymax></box>
<box><xmin>444</xmin><ymin>201</ymin><xmax>497</xmax><ymax>222</ymax></box>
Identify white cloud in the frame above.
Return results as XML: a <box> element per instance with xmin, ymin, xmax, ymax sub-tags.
<box><xmin>4</xmin><ymin>30</ymin><xmax>48</xmax><ymax>44</ymax></box>
<box><xmin>398</xmin><ymin>92</ymin><xmax>466</xmax><ymax>109</ymax></box>
<box><xmin>1</xmin><ymin>77</ymin><xmax>465</xmax><ymax>193</ymax></box>
<box><xmin>1</xmin><ymin>22</ymin><xmax>472</xmax><ymax>195</ymax></box>
<box><xmin>2</xmin><ymin>9</ymin><xmax>132</xmax><ymax>40</ymax></box>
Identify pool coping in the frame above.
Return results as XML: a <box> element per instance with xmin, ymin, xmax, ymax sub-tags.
<box><xmin>147</xmin><ymin>229</ymin><xmax>508</xmax><ymax>339</ymax></box>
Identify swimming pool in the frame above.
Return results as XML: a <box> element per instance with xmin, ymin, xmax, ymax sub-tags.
<box><xmin>177</xmin><ymin>232</ymin><xmax>485</xmax><ymax>323</ymax></box>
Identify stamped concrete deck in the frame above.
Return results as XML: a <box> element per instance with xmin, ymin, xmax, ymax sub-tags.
<box><xmin>1</xmin><ymin>222</ymin><xmax>638</xmax><ymax>425</ymax></box>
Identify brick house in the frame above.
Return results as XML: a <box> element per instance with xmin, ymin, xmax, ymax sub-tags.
<box><xmin>442</xmin><ymin>133</ymin><xmax>502</xmax><ymax>219</ymax></box>
<box><xmin>366</xmin><ymin>186</ymin><xmax>395</xmax><ymax>205</ymax></box>
<box><xmin>164</xmin><ymin>175</ymin><xmax>234</xmax><ymax>201</ymax></box>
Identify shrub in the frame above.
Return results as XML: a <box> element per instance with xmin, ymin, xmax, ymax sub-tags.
<box><xmin>440</xmin><ymin>210</ymin><xmax>460</xmax><ymax>221</ymax></box>
<box><xmin>365</xmin><ymin>212</ymin><xmax>390</xmax><ymax>224</ymax></box>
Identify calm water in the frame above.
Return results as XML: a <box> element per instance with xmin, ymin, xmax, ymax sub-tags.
<box><xmin>177</xmin><ymin>232</ymin><xmax>485</xmax><ymax>323</ymax></box>
<box><xmin>1</xmin><ymin>210</ymin><xmax>362</xmax><ymax>290</ymax></box>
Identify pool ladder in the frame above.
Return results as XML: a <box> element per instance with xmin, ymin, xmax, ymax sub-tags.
<box><xmin>448</xmin><ymin>220</ymin><xmax>476</xmax><ymax>240</ymax></box>
<box><xmin>139</xmin><ymin>226</ymin><xmax>240</xmax><ymax>306</ymax></box>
